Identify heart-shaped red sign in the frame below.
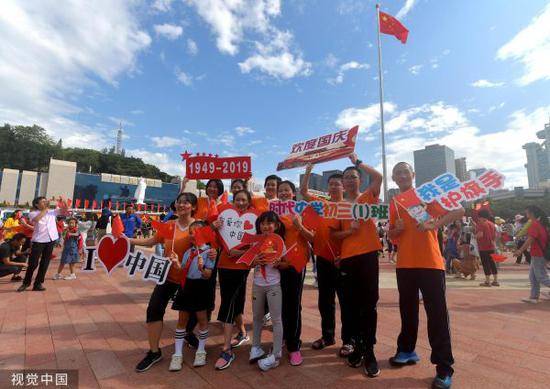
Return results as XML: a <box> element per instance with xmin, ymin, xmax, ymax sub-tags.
<box><xmin>97</xmin><ymin>234</ymin><xmax>130</xmax><ymax>274</ymax></box>
<box><xmin>243</xmin><ymin>220</ymin><xmax>254</xmax><ymax>230</ymax></box>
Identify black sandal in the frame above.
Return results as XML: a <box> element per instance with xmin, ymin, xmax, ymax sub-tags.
<box><xmin>311</xmin><ymin>338</ymin><xmax>335</xmax><ymax>350</ymax></box>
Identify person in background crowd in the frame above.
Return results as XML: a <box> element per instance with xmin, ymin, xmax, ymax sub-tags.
<box><xmin>474</xmin><ymin>210</ymin><xmax>499</xmax><ymax>287</ymax></box>
<box><xmin>18</xmin><ymin>196</ymin><xmax>69</xmax><ymax>292</ymax></box>
<box><xmin>330</xmin><ymin>153</ymin><xmax>383</xmax><ymax>378</ymax></box>
<box><xmin>515</xmin><ymin>206</ymin><xmax>550</xmax><ymax>304</ymax></box>
<box><xmin>19</xmin><ymin>214</ymin><xmax>34</xmax><ymax>258</ymax></box>
<box><xmin>53</xmin><ymin>217</ymin><xmax>83</xmax><ymax>281</ymax></box>
<box><xmin>121</xmin><ymin>204</ymin><xmax>142</xmax><ymax>238</ymax></box>
<box><xmin>389</xmin><ymin>162</ymin><xmax>461</xmax><ymax>389</ymax></box>
<box><xmin>514</xmin><ymin>215</ymin><xmax>531</xmax><ymax>265</ymax></box>
<box><xmin>3</xmin><ymin>209</ymin><xmax>23</xmax><ymax>240</ymax></box>
<box><xmin>443</xmin><ymin>224</ymin><xmax>460</xmax><ymax>275</ymax></box>
<box><xmin>230</xmin><ymin>179</ymin><xmax>246</xmax><ymax>196</ymax></box>
<box><xmin>301</xmin><ymin>164</ymin><xmax>352</xmax><ymax>357</ymax></box>
<box><xmin>96</xmin><ymin>208</ymin><xmax>112</xmax><ymax>242</ymax></box>
<box><xmin>0</xmin><ymin>233</ymin><xmax>28</xmax><ymax>281</ymax></box>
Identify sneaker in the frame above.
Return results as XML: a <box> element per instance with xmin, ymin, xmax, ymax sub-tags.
<box><xmin>289</xmin><ymin>351</ymin><xmax>303</xmax><ymax>366</ymax></box>
<box><xmin>263</xmin><ymin>313</ymin><xmax>271</xmax><ymax>327</ymax></box>
<box><xmin>389</xmin><ymin>351</ymin><xmax>420</xmax><ymax>366</ymax></box>
<box><xmin>432</xmin><ymin>374</ymin><xmax>452</xmax><ymax>389</ymax></box>
<box><xmin>258</xmin><ymin>354</ymin><xmax>280</xmax><ymax>371</ymax></box>
<box><xmin>169</xmin><ymin>354</ymin><xmax>183</xmax><ymax>371</ymax></box>
<box><xmin>53</xmin><ymin>273</ymin><xmax>63</xmax><ymax>280</ymax></box>
<box><xmin>64</xmin><ymin>273</ymin><xmax>77</xmax><ymax>280</ymax></box>
<box><xmin>311</xmin><ymin>337</ymin><xmax>335</xmax><ymax>350</ymax></box>
<box><xmin>491</xmin><ymin>281</ymin><xmax>500</xmax><ymax>287</ymax></box>
<box><xmin>347</xmin><ymin>340</ymin><xmax>364</xmax><ymax>368</ymax></box>
<box><xmin>193</xmin><ymin>351</ymin><xmax>207</xmax><ymax>367</ymax></box>
<box><xmin>521</xmin><ymin>297</ymin><xmax>539</xmax><ymax>304</ymax></box>
<box><xmin>215</xmin><ymin>350</ymin><xmax>235</xmax><ymax>370</ymax></box>
<box><xmin>10</xmin><ymin>275</ymin><xmax>22</xmax><ymax>282</ymax></box>
<box><xmin>17</xmin><ymin>284</ymin><xmax>29</xmax><ymax>292</ymax></box>
<box><xmin>479</xmin><ymin>281</ymin><xmax>491</xmax><ymax>287</ymax></box>
<box><xmin>231</xmin><ymin>332</ymin><xmax>249</xmax><ymax>348</ymax></box>
<box><xmin>339</xmin><ymin>344</ymin><xmax>354</xmax><ymax>358</ymax></box>
<box><xmin>542</xmin><ymin>291</ymin><xmax>550</xmax><ymax>300</ymax></box>
<box><xmin>32</xmin><ymin>284</ymin><xmax>46</xmax><ymax>291</ymax></box>
<box><xmin>249</xmin><ymin>346</ymin><xmax>265</xmax><ymax>363</ymax></box>
<box><xmin>135</xmin><ymin>350</ymin><xmax>162</xmax><ymax>372</ymax></box>
<box><xmin>363</xmin><ymin>349</ymin><xmax>380</xmax><ymax>378</ymax></box>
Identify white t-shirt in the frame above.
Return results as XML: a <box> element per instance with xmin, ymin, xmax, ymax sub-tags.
<box><xmin>253</xmin><ymin>264</ymin><xmax>280</xmax><ymax>287</ymax></box>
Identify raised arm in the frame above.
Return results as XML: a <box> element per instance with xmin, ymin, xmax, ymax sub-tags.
<box><xmin>299</xmin><ymin>164</ymin><xmax>315</xmax><ymax>202</ymax></box>
<box><xmin>349</xmin><ymin>153</ymin><xmax>383</xmax><ymax>199</ymax></box>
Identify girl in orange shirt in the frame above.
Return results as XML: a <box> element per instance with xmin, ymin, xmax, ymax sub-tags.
<box><xmin>277</xmin><ymin>180</ymin><xmax>314</xmax><ymax>366</ymax></box>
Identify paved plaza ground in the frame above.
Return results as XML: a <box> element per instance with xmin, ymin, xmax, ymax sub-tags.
<box><xmin>1</xmin><ymin>253</ymin><xmax>549</xmax><ymax>388</ymax></box>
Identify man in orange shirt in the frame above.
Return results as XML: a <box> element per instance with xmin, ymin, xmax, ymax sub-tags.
<box><xmin>300</xmin><ymin>164</ymin><xmax>351</xmax><ymax>356</ymax></box>
<box><xmin>330</xmin><ymin>153</ymin><xmax>383</xmax><ymax>378</ymax></box>
<box><xmin>388</xmin><ymin>162</ymin><xmax>463</xmax><ymax>389</ymax></box>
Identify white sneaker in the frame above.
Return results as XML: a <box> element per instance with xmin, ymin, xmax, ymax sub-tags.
<box><xmin>249</xmin><ymin>346</ymin><xmax>265</xmax><ymax>363</ymax></box>
<box><xmin>521</xmin><ymin>298</ymin><xmax>539</xmax><ymax>304</ymax></box>
<box><xmin>64</xmin><ymin>273</ymin><xmax>77</xmax><ymax>280</ymax></box>
<box><xmin>312</xmin><ymin>279</ymin><xmax>318</xmax><ymax>288</ymax></box>
<box><xmin>169</xmin><ymin>354</ymin><xmax>183</xmax><ymax>371</ymax></box>
<box><xmin>258</xmin><ymin>354</ymin><xmax>279</xmax><ymax>371</ymax></box>
<box><xmin>193</xmin><ymin>351</ymin><xmax>207</xmax><ymax>367</ymax></box>
<box><xmin>262</xmin><ymin>313</ymin><xmax>271</xmax><ymax>327</ymax></box>
<box><xmin>53</xmin><ymin>273</ymin><xmax>63</xmax><ymax>280</ymax></box>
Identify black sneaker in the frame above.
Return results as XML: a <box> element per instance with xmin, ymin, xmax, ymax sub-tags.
<box><xmin>11</xmin><ymin>275</ymin><xmax>23</xmax><ymax>282</ymax></box>
<box><xmin>185</xmin><ymin>333</ymin><xmax>199</xmax><ymax>349</ymax></box>
<box><xmin>347</xmin><ymin>339</ymin><xmax>364</xmax><ymax>368</ymax></box>
<box><xmin>364</xmin><ymin>349</ymin><xmax>380</xmax><ymax>378</ymax></box>
<box><xmin>135</xmin><ymin>350</ymin><xmax>162</xmax><ymax>372</ymax></box>
<box><xmin>17</xmin><ymin>284</ymin><xmax>29</xmax><ymax>292</ymax></box>
<box><xmin>231</xmin><ymin>332</ymin><xmax>249</xmax><ymax>348</ymax></box>
<box><xmin>32</xmin><ymin>284</ymin><xmax>46</xmax><ymax>291</ymax></box>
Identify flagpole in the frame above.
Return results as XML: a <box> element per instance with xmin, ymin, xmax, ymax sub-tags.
<box><xmin>375</xmin><ymin>3</ymin><xmax>388</xmax><ymax>202</ymax></box>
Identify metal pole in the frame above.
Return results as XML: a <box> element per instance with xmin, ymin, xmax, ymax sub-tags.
<box><xmin>376</xmin><ymin>3</ymin><xmax>388</xmax><ymax>202</ymax></box>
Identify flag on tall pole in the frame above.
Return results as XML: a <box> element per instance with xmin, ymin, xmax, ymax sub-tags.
<box><xmin>375</xmin><ymin>4</ymin><xmax>409</xmax><ymax>202</ymax></box>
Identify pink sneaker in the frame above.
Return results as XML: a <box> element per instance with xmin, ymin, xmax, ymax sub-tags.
<box><xmin>289</xmin><ymin>351</ymin><xmax>303</xmax><ymax>366</ymax></box>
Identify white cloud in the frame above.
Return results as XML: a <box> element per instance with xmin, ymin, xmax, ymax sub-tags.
<box><xmin>130</xmin><ymin>109</ymin><xmax>144</xmax><ymax>115</ymax></box>
<box><xmin>152</xmin><ymin>0</ymin><xmax>174</xmax><ymax>12</ymax></box>
<box><xmin>0</xmin><ymin>0</ymin><xmax>151</xmax><ymax>149</ymax></box>
<box><xmin>497</xmin><ymin>3</ymin><xmax>550</xmax><ymax>85</ymax></box>
<box><xmin>409</xmin><ymin>64</ymin><xmax>423</xmax><ymax>75</ymax></box>
<box><xmin>396</xmin><ymin>0</ymin><xmax>418</xmax><ymax>19</ymax></box>
<box><xmin>328</xmin><ymin>61</ymin><xmax>369</xmax><ymax>85</ymax></box>
<box><xmin>325</xmin><ymin>53</ymin><xmax>339</xmax><ymax>68</ymax></box>
<box><xmin>109</xmin><ymin>116</ymin><xmax>134</xmax><ymax>127</ymax></box>
<box><xmin>337</xmin><ymin>101</ymin><xmax>550</xmax><ymax>187</ymax></box>
<box><xmin>471</xmin><ymin>79</ymin><xmax>505</xmax><ymax>88</ymax></box>
<box><xmin>336</xmin><ymin>102</ymin><xmax>397</xmax><ymax>133</ymax></box>
<box><xmin>187</xmin><ymin>38</ymin><xmax>198</xmax><ymax>55</ymax></box>
<box><xmin>154</xmin><ymin>23</ymin><xmax>183</xmax><ymax>40</ymax></box>
<box><xmin>488</xmin><ymin>102</ymin><xmax>506</xmax><ymax>113</ymax></box>
<box><xmin>150</xmin><ymin>136</ymin><xmax>195</xmax><ymax>148</ymax></box>
<box><xmin>187</xmin><ymin>0</ymin><xmax>310</xmax><ymax>79</ymax></box>
<box><xmin>175</xmin><ymin>69</ymin><xmax>193</xmax><ymax>86</ymax></box>
<box><xmin>127</xmin><ymin>148</ymin><xmax>183</xmax><ymax>175</ymax></box>
<box><xmin>235</xmin><ymin>126</ymin><xmax>255</xmax><ymax>136</ymax></box>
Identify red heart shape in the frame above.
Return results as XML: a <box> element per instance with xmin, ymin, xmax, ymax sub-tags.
<box><xmin>244</xmin><ymin>220</ymin><xmax>254</xmax><ymax>230</ymax></box>
<box><xmin>97</xmin><ymin>235</ymin><xmax>130</xmax><ymax>273</ymax></box>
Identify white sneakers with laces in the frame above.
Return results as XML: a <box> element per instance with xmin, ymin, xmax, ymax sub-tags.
<box><xmin>64</xmin><ymin>273</ymin><xmax>77</xmax><ymax>280</ymax></box>
<box><xmin>193</xmin><ymin>351</ymin><xmax>207</xmax><ymax>367</ymax></box>
<box><xmin>258</xmin><ymin>354</ymin><xmax>280</xmax><ymax>371</ymax></box>
<box><xmin>249</xmin><ymin>346</ymin><xmax>265</xmax><ymax>363</ymax></box>
<box><xmin>169</xmin><ymin>354</ymin><xmax>183</xmax><ymax>371</ymax></box>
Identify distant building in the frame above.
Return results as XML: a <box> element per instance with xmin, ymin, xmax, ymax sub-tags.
<box><xmin>413</xmin><ymin>144</ymin><xmax>456</xmax><ymax>186</ymax></box>
<box><xmin>299</xmin><ymin>168</ymin><xmax>370</xmax><ymax>193</ymax></box>
<box><xmin>523</xmin><ymin>119</ymin><xmax>550</xmax><ymax>188</ymax></box>
<box><xmin>455</xmin><ymin>157</ymin><xmax>468</xmax><ymax>182</ymax></box>
<box><xmin>468</xmin><ymin>168</ymin><xmax>487</xmax><ymax>179</ymax></box>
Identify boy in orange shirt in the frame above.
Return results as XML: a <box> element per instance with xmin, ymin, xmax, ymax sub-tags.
<box><xmin>388</xmin><ymin>162</ymin><xmax>463</xmax><ymax>389</ymax></box>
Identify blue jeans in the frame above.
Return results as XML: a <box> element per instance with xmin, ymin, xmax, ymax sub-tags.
<box><xmin>529</xmin><ymin>256</ymin><xmax>550</xmax><ymax>299</ymax></box>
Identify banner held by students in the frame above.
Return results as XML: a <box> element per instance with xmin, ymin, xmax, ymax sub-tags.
<box><xmin>276</xmin><ymin>126</ymin><xmax>359</xmax><ymax>171</ymax></box>
<box><xmin>182</xmin><ymin>151</ymin><xmax>252</xmax><ymax>180</ymax></box>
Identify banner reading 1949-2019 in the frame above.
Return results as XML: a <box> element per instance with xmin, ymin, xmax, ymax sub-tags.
<box><xmin>277</xmin><ymin>126</ymin><xmax>359</xmax><ymax>171</ymax></box>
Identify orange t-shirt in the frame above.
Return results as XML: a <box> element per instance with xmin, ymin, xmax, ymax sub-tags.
<box><xmin>307</xmin><ymin>196</ymin><xmax>341</xmax><ymax>261</ymax></box>
<box><xmin>251</xmin><ymin>197</ymin><xmax>269</xmax><ymax>214</ymax></box>
<box><xmin>389</xmin><ymin>200</ymin><xmax>445</xmax><ymax>270</ymax></box>
<box><xmin>280</xmin><ymin>215</ymin><xmax>310</xmax><ymax>272</ymax></box>
<box><xmin>159</xmin><ymin>221</ymin><xmax>194</xmax><ymax>283</ymax></box>
<box><xmin>339</xmin><ymin>191</ymin><xmax>383</xmax><ymax>259</ymax></box>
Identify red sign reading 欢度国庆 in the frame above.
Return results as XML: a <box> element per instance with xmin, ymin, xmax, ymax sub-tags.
<box><xmin>184</xmin><ymin>154</ymin><xmax>252</xmax><ymax>179</ymax></box>
<box><xmin>276</xmin><ymin>126</ymin><xmax>358</xmax><ymax>171</ymax></box>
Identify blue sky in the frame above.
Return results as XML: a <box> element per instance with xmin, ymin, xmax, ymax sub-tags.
<box><xmin>1</xmin><ymin>0</ymin><xmax>549</xmax><ymax>188</ymax></box>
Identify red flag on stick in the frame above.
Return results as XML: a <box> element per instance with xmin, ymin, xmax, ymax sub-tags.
<box><xmin>84</xmin><ymin>199</ymin><xmax>89</xmax><ymax>209</ymax></box>
<box><xmin>207</xmin><ymin>199</ymin><xmax>219</xmax><ymax>223</ymax></box>
<box><xmin>111</xmin><ymin>214</ymin><xmax>124</xmax><ymax>238</ymax></box>
<box><xmin>151</xmin><ymin>220</ymin><xmax>175</xmax><ymax>240</ymax></box>
<box><xmin>92</xmin><ymin>200</ymin><xmax>97</xmax><ymax>209</ymax></box>
<box><xmin>75</xmin><ymin>199</ymin><xmax>81</xmax><ymax>208</ymax></box>
<box><xmin>379</xmin><ymin>9</ymin><xmax>409</xmax><ymax>44</ymax></box>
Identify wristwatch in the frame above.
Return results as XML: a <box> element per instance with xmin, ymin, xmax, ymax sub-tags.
<box><xmin>355</xmin><ymin>159</ymin><xmax>363</xmax><ymax>167</ymax></box>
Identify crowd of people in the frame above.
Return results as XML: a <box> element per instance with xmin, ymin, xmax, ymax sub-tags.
<box><xmin>1</xmin><ymin>154</ymin><xmax>549</xmax><ymax>389</ymax></box>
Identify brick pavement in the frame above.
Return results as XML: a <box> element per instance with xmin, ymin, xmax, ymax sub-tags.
<box><xmin>1</xmin><ymin>254</ymin><xmax>549</xmax><ymax>388</ymax></box>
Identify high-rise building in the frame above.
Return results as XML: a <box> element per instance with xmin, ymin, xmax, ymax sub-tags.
<box><xmin>115</xmin><ymin>125</ymin><xmax>123</xmax><ymax>155</ymax></box>
<box><xmin>299</xmin><ymin>172</ymin><xmax>323</xmax><ymax>191</ymax></box>
<box><xmin>523</xmin><ymin>118</ymin><xmax>550</xmax><ymax>188</ymax></box>
<box><xmin>468</xmin><ymin>168</ymin><xmax>487</xmax><ymax>179</ymax></box>
<box><xmin>454</xmin><ymin>157</ymin><xmax>468</xmax><ymax>181</ymax></box>
<box><xmin>413</xmin><ymin>144</ymin><xmax>456</xmax><ymax>186</ymax></box>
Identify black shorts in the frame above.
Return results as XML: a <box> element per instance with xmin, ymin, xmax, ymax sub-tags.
<box><xmin>217</xmin><ymin>268</ymin><xmax>249</xmax><ymax>324</ymax></box>
<box><xmin>146</xmin><ymin>281</ymin><xmax>179</xmax><ymax>323</ymax></box>
<box><xmin>172</xmin><ymin>278</ymin><xmax>211</xmax><ymax>312</ymax></box>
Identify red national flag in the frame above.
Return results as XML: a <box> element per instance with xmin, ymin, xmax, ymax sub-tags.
<box><xmin>207</xmin><ymin>199</ymin><xmax>219</xmax><ymax>223</ymax></box>
<box><xmin>151</xmin><ymin>220</ymin><xmax>176</xmax><ymax>240</ymax></box>
<box><xmin>75</xmin><ymin>199</ymin><xmax>81</xmax><ymax>208</ymax></box>
<box><xmin>92</xmin><ymin>200</ymin><xmax>97</xmax><ymax>209</ymax></box>
<box><xmin>111</xmin><ymin>214</ymin><xmax>125</xmax><ymax>238</ymax></box>
<box><xmin>84</xmin><ymin>199</ymin><xmax>90</xmax><ymax>209</ymax></box>
<box><xmin>193</xmin><ymin>226</ymin><xmax>218</xmax><ymax>248</ymax></box>
<box><xmin>66</xmin><ymin>199</ymin><xmax>72</xmax><ymax>208</ymax></box>
<box><xmin>220</xmin><ymin>192</ymin><xmax>229</xmax><ymax>205</ymax></box>
<box><xmin>379</xmin><ymin>10</ymin><xmax>409</xmax><ymax>44</ymax></box>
